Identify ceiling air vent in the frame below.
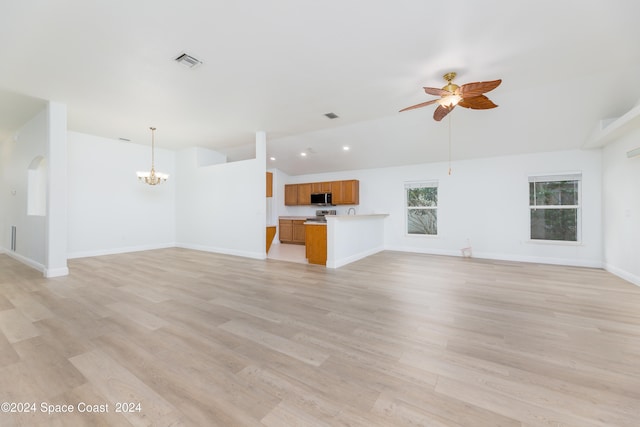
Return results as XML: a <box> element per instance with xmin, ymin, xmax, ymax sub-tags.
<box><xmin>324</xmin><ymin>112</ymin><xmax>339</xmax><ymax>119</ymax></box>
<box><xmin>174</xmin><ymin>53</ymin><xmax>203</xmax><ymax>69</ymax></box>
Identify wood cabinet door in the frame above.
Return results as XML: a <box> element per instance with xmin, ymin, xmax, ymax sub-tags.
<box><xmin>342</xmin><ymin>180</ymin><xmax>359</xmax><ymax>205</ymax></box>
<box><xmin>279</xmin><ymin>220</ymin><xmax>293</xmax><ymax>242</ymax></box>
<box><xmin>305</xmin><ymin>225</ymin><xmax>327</xmax><ymax>265</ymax></box>
<box><xmin>297</xmin><ymin>183</ymin><xmax>312</xmax><ymax>205</ymax></box>
<box><xmin>266</xmin><ymin>172</ymin><xmax>273</xmax><ymax>198</ymax></box>
<box><xmin>311</xmin><ymin>182</ymin><xmax>332</xmax><ymax>193</ymax></box>
<box><xmin>293</xmin><ymin>220</ymin><xmax>306</xmax><ymax>243</ymax></box>
<box><xmin>331</xmin><ymin>180</ymin><xmax>359</xmax><ymax>205</ymax></box>
<box><xmin>330</xmin><ymin>181</ymin><xmax>344</xmax><ymax>204</ymax></box>
<box><xmin>284</xmin><ymin>184</ymin><xmax>298</xmax><ymax>205</ymax></box>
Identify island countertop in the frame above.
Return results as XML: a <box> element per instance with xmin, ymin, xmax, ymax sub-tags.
<box><xmin>326</xmin><ymin>213</ymin><xmax>389</xmax><ymax>219</ymax></box>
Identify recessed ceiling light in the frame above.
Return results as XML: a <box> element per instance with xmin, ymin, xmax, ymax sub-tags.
<box><xmin>300</xmin><ymin>152</ymin><xmax>307</xmax><ymax>157</ymax></box>
<box><xmin>343</xmin><ymin>146</ymin><xmax>350</xmax><ymax>151</ymax></box>
<box><xmin>270</xmin><ymin>156</ymin><xmax>276</xmax><ymax>161</ymax></box>
<box><xmin>324</xmin><ymin>112</ymin><xmax>339</xmax><ymax>119</ymax></box>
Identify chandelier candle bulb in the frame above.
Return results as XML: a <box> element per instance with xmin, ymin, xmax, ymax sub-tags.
<box><xmin>137</xmin><ymin>127</ymin><xmax>169</xmax><ymax>185</ymax></box>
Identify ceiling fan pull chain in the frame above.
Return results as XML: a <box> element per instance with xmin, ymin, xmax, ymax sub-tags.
<box><xmin>448</xmin><ymin>114</ymin><xmax>452</xmax><ymax>175</ymax></box>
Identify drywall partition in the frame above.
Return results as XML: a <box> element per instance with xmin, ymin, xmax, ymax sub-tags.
<box><xmin>282</xmin><ymin>149</ymin><xmax>603</xmax><ymax>268</ymax></box>
<box><xmin>67</xmin><ymin>132</ymin><xmax>176</xmax><ymax>258</ymax></box>
<box><xmin>175</xmin><ymin>136</ymin><xmax>266</xmax><ymax>259</ymax></box>
<box><xmin>602</xmin><ymin>128</ymin><xmax>640</xmax><ymax>286</ymax></box>
<box><xmin>0</xmin><ymin>108</ymin><xmax>48</xmax><ymax>271</ymax></box>
<box><xmin>326</xmin><ymin>214</ymin><xmax>387</xmax><ymax>268</ymax></box>
<box><xmin>45</xmin><ymin>101</ymin><xmax>68</xmax><ymax>277</ymax></box>
<box><xmin>27</xmin><ymin>156</ymin><xmax>47</xmax><ymax>216</ymax></box>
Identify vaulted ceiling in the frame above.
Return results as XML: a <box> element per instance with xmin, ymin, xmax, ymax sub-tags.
<box><xmin>2</xmin><ymin>1</ymin><xmax>640</xmax><ymax>175</ymax></box>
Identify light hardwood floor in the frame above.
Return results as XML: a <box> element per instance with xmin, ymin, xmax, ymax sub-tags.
<box><xmin>0</xmin><ymin>249</ymin><xmax>639</xmax><ymax>426</ymax></box>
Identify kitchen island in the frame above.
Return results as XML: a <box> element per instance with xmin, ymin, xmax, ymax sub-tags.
<box><xmin>276</xmin><ymin>214</ymin><xmax>389</xmax><ymax>267</ymax></box>
<box><xmin>325</xmin><ymin>214</ymin><xmax>389</xmax><ymax>268</ymax></box>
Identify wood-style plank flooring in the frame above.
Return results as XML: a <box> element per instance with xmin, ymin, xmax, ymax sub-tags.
<box><xmin>0</xmin><ymin>248</ymin><xmax>639</xmax><ymax>426</ymax></box>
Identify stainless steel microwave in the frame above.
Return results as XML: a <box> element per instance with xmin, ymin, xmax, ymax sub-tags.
<box><xmin>310</xmin><ymin>192</ymin><xmax>332</xmax><ymax>205</ymax></box>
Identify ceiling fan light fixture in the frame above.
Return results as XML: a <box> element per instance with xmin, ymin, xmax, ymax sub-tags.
<box><xmin>438</xmin><ymin>94</ymin><xmax>462</xmax><ymax>107</ymax></box>
<box><xmin>399</xmin><ymin>71</ymin><xmax>502</xmax><ymax>121</ymax></box>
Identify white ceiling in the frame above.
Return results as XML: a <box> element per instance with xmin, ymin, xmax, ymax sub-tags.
<box><xmin>2</xmin><ymin>0</ymin><xmax>640</xmax><ymax>175</ymax></box>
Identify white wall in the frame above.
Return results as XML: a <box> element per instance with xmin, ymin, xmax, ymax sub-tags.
<box><xmin>603</xmin><ymin>129</ymin><xmax>640</xmax><ymax>286</ymax></box>
<box><xmin>45</xmin><ymin>102</ymin><xmax>69</xmax><ymax>277</ymax></box>
<box><xmin>67</xmin><ymin>132</ymin><xmax>176</xmax><ymax>258</ymax></box>
<box><xmin>175</xmin><ymin>145</ymin><xmax>266</xmax><ymax>259</ymax></box>
<box><xmin>280</xmin><ymin>149</ymin><xmax>603</xmax><ymax>267</ymax></box>
<box><xmin>0</xmin><ymin>108</ymin><xmax>48</xmax><ymax>270</ymax></box>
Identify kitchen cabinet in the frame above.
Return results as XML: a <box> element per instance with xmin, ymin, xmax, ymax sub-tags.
<box><xmin>311</xmin><ymin>182</ymin><xmax>332</xmax><ymax>193</ymax></box>
<box><xmin>266</xmin><ymin>172</ymin><xmax>273</xmax><ymax>197</ymax></box>
<box><xmin>331</xmin><ymin>179</ymin><xmax>359</xmax><ymax>205</ymax></box>
<box><xmin>279</xmin><ymin>219</ymin><xmax>293</xmax><ymax>242</ymax></box>
<box><xmin>284</xmin><ymin>179</ymin><xmax>359</xmax><ymax>206</ymax></box>
<box><xmin>284</xmin><ymin>184</ymin><xmax>298</xmax><ymax>205</ymax></box>
<box><xmin>293</xmin><ymin>220</ymin><xmax>306</xmax><ymax>243</ymax></box>
<box><xmin>305</xmin><ymin>224</ymin><xmax>327</xmax><ymax>265</ymax></box>
<box><xmin>297</xmin><ymin>183</ymin><xmax>312</xmax><ymax>206</ymax></box>
<box><xmin>279</xmin><ymin>219</ymin><xmax>305</xmax><ymax>244</ymax></box>
<box><xmin>266</xmin><ymin>226</ymin><xmax>276</xmax><ymax>252</ymax></box>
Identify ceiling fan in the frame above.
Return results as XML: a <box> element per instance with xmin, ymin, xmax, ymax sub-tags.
<box><xmin>400</xmin><ymin>72</ymin><xmax>502</xmax><ymax>121</ymax></box>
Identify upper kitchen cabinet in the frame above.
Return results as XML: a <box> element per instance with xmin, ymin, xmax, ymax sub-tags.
<box><xmin>297</xmin><ymin>183</ymin><xmax>312</xmax><ymax>206</ymax></box>
<box><xmin>311</xmin><ymin>182</ymin><xmax>332</xmax><ymax>193</ymax></box>
<box><xmin>331</xmin><ymin>180</ymin><xmax>359</xmax><ymax>205</ymax></box>
<box><xmin>284</xmin><ymin>184</ymin><xmax>298</xmax><ymax>205</ymax></box>
<box><xmin>285</xmin><ymin>180</ymin><xmax>359</xmax><ymax>205</ymax></box>
<box><xmin>266</xmin><ymin>172</ymin><xmax>273</xmax><ymax>197</ymax></box>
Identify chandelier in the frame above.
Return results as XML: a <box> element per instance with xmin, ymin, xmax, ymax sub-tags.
<box><xmin>137</xmin><ymin>127</ymin><xmax>169</xmax><ymax>185</ymax></box>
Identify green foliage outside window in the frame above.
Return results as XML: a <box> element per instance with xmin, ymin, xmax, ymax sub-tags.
<box><xmin>407</xmin><ymin>186</ymin><xmax>437</xmax><ymax>235</ymax></box>
<box><xmin>529</xmin><ymin>180</ymin><xmax>579</xmax><ymax>241</ymax></box>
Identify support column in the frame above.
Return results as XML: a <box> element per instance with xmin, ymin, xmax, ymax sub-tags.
<box><xmin>45</xmin><ymin>101</ymin><xmax>68</xmax><ymax>277</ymax></box>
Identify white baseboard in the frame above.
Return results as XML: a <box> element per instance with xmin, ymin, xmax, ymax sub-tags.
<box><xmin>176</xmin><ymin>243</ymin><xmax>266</xmax><ymax>260</ymax></box>
<box><xmin>45</xmin><ymin>267</ymin><xmax>70</xmax><ymax>278</ymax></box>
<box><xmin>4</xmin><ymin>251</ymin><xmax>45</xmax><ymax>274</ymax></box>
<box><xmin>384</xmin><ymin>245</ymin><xmax>462</xmax><ymax>258</ymax></box>
<box><xmin>604</xmin><ymin>263</ymin><xmax>640</xmax><ymax>287</ymax></box>
<box><xmin>68</xmin><ymin>242</ymin><xmax>266</xmax><ymax>262</ymax></box>
<box><xmin>327</xmin><ymin>246</ymin><xmax>384</xmax><ymax>269</ymax></box>
<box><xmin>471</xmin><ymin>251</ymin><xmax>603</xmax><ymax>268</ymax></box>
<box><xmin>385</xmin><ymin>245</ymin><xmax>603</xmax><ymax>268</ymax></box>
<box><xmin>67</xmin><ymin>243</ymin><xmax>176</xmax><ymax>259</ymax></box>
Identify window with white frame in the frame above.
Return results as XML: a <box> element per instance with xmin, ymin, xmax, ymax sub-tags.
<box><xmin>528</xmin><ymin>173</ymin><xmax>581</xmax><ymax>242</ymax></box>
<box><xmin>405</xmin><ymin>181</ymin><xmax>438</xmax><ymax>235</ymax></box>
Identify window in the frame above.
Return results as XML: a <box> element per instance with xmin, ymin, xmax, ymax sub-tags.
<box><xmin>405</xmin><ymin>181</ymin><xmax>438</xmax><ymax>235</ymax></box>
<box><xmin>529</xmin><ymin>173</ymin><xmax>581</xmax><ymax>242</ymax></box>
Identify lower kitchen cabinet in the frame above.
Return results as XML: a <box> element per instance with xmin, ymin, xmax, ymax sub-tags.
<box><xmin>305</xmin><ymin>224</ymin><xmax>327</xmax><ymax>265</ymax></box>
<box><xmin>293</xmin><ymin>221</ymin><xmax>306</xmax><ymax>243</ymax></box>
<box><xmin>279</xmin><ymin>219</ymin><xmax>305</xmax><ymax>244</ymax></box>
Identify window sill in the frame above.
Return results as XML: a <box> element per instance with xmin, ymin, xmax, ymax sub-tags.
<box><xmin>406</xmin><ymin>233</ymin><xmax>439</xmax><ymax>239</ymax></box>
<box><xmin>526</xmin><ymin>239</ymin><xmax>582</xmax><ymax>246</ymax></box>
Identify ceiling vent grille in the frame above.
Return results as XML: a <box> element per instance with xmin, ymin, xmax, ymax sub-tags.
<box><xmin>324</xmin><ymin>112</ymin><xmax>339</xmax><ymax>119</ymax></box>
<box><xmin>174</xmin><ymin>53</ymin><xmax>203</xmax><ymax>69</ymax></box>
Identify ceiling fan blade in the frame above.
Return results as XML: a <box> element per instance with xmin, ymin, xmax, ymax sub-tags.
<box><xmin>459</xmin><ymin>79</ymin><xmax>502</xmax><ymax>98</ymax></box>
<box><xmin>424</xmin><ymin>86</ymin><xmax>450</xmax><ymax>96</ymax></box>
<box><xmin>433</xmin><ymin>104</ymin><xmax>454</xmax><ymax>121</ymax></box>
<box><xmin>399</xmin><ymin>98</ymin><xmax>438</xmax><ymax>112</ymax></box>
<box><xmin>458</xmin><ymin>95</ymin><xmax>498</xmax><ymax>110</ymax></box>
